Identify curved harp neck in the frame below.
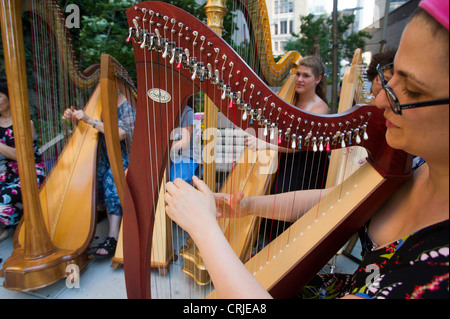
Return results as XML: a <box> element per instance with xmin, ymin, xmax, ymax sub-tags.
<box><xmin>235</xmin><ymin>0</ymin><xmax>301</xmax><ymax>86</ymax></box>
<box><xmin>100</xmin><ymin>53</ymin><xmax>137</xmax><ymax>205</ymax></box>
<box><xmin>21</xmin><ymin>0</ymin><xmax>100</xmax><ymax>89</ymax></box>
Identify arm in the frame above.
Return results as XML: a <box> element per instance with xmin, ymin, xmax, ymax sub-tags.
<box><xmin>62</xmin><ymin>106</ymin><xmax>128</xmax><ymax>141</ymax></box>
<box><xmin>171</xmin><ymin>125</ymin><xmax>193</xmax><ymax>152</ymax></box>
<box><xmin>245</xmin><ymin>135</ymin><xmax>296</xmax><ymax>153</ymax></box>
<box><xmin>215</xmin><ymin>187</ymin><xmax>334</xmax><ymax>223</ymax></box>
<box><xmin>0</xmin><ymin>141</ymin><xmax>16</xmax><ymax>161</ymax></box>
<box><xmin>0</xmin><ymin>120</ymin><xmax>36</xmax><ymax>161</ymax></box>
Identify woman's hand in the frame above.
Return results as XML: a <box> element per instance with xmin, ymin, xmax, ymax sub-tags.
<box><xmin>62</xmin><ymin>106</ymin><xmax>91</xmax><ymax>124</ymax></box>
<box><xmin>214</xmin><ymin>191</ymin><xmax>247</xmax><ymax>219</ymax></box>
<box><xmin>165</xmin><ymin>176</ymin><xmax>218</xmax><ymax>238</ymax></box>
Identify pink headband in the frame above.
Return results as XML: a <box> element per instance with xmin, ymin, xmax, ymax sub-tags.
<box><xmin>419</xmin><ymin>0</ymin><xmax>449</xmax><ymax>30</ymax></box>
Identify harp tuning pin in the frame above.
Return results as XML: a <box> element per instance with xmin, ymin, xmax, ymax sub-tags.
<box><xmin>127</xmin><ymin>27</ymin><xmax>133</xmax><ymax>43</ymax></box>
<box><xmin>291</xmin><ymin>134</ymin><xmax>297</xmax><ymax>149</ymax></box>
<box><xmin>162</xmin><ymin>42</ymin><xmax>169</xmax><ymax>58</ymax></box>
<box><xmin>356</xmin><ymin>132</ymin><xmax>362</xmax><ymax>144</ymax></box>
<box><xmin>249</xmin><ymin>110</ymin><xmax>254</xmax><ymax>125</ymax></box>
<box><xmin>326</xmin><ymin>138</ymin><xmax>331</xmax><ymax>152</ymax></box>
<box><xmin>340</xmin><ymin>133</ymin><xmax>346</xmax><ymax>148</ymax></box>
<box><xmin>169</xmin><ymin>48</ymin><xmax>175</xmax><ymax>64</ymax></box>
<box><xmin>297</xmin><ymin>136</ymin><xmax>303</xmax><ymax>150</ymax></box>
<box><xmin>277</xmin><ymin>129</ymin><xmax>283</xmax><ymax>145</ymax></box>
<box><xmin>140</xmin><ymin>33</ymin><xmax>147</xmax><ymax>49</ymax></box>
<box><xmin>270</xmin><ymin>124</ymin><xmax>276</xmax><ymax>141</ymax></box>
<box><xmin>191</xmin><ymin>64</ymin><xmax>198</xmax><ymax>81</ymax></box>
<box><xmin>312</xmin><ymin>137</ymin><xmax>318</xmax><ymax>152</ymax></box>
<box><xmin>363</xmin><ymin>124</ymin><xmax>369</xmax><ymax>140</ymax></box>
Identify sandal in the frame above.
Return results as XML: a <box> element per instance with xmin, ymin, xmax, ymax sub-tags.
<box><xmin>94</xmin><ymin>237</ymin><xmax>117</xmax><ymax>257</ymax></box>
<box><xmin>0</xmin><ymin>229</ymin><xmax>8</xmax><ymax>243</ymax></box>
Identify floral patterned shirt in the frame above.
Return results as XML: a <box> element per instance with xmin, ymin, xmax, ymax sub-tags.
<box><xmin>300</xmin><ymin>220</ymin><xmax>449</xmax><ymax>299</ymax></box>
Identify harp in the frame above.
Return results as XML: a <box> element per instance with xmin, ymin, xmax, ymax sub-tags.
<box><xmin>0</xmin><ymin>0</ymin><xmax>100</xmax><ymax>290</ymax></box>
<box><xmin>178</xmin><ymin>0</ymin><xmax>302</xmax><ymax>286</ymax></box>
<box><xmin>230</xmin><ymin>0</ymin><xmax>301</xmax><ymax>87</ymax></box>
<box><xmin>326</xmin><ymin>48</ymin><xmax>373</xmax><ymax>189</ymax></box>
<box><xmin>122</xmin><ymin>2</ymin><xmax>412</xmax><ymax>299</ymax></box>
<box><xmin>101</xmin><ymin>54</ymin><xmax>177</xmax><ymax>274</ymax></box>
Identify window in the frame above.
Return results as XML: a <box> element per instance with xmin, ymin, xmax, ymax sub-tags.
<box><xmin>280</xmin><ymin>21</ymin><xmax>287</xmax><ymax>34</ymax></box>
<box><xmin>281</xmin><ymin>1</ymin><xmax>288</xmax><ymax>14</ymax></box>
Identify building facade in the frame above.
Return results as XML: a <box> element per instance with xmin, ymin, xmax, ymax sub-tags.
<box><xmin>266</xmin><ymin>0</ymin><xmax>309</xmax><ymax>56</ymax></box>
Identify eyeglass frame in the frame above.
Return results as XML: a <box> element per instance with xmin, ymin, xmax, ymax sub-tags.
<box><xmin>376</xmin><ymin>63</ymin><xmax>449</xmax><ymax>115</ymax></box>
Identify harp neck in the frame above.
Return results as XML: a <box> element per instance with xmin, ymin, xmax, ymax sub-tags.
<box><xmin>127</xmin><ymin>2</ymin><xmax>409</xmax><ymax>177</ymax></box>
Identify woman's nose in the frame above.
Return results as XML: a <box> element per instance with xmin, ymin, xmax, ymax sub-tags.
<box><xmin>375</xmin><ymin>88</ymin><xmax>390</xmax><ymax>111</ymax></box>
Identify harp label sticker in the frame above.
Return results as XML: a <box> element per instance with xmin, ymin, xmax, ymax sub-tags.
<box><xmin>147</xmin><ymin>88</ymin><xmax>172</xmax><ymax>103</ymax></box>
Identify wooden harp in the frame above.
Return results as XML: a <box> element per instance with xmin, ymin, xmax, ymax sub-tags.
<box><xmin>0</xmin><ymin>0</ymin><xmax>100</xmax><ymax>290</ymax></box>
<box><xmin>178</xmin><ymin>0</ymin><xmax>303</xmax><ymax>286</ymax></box>
<box><xmin>123</xmin><ymin>2</ymin><xmax>412</xmax><ymax>299</ymax></box>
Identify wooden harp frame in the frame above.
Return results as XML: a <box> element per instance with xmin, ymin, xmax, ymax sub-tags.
<box><xmin>0</xmin><ymin>0</ymin><xmax>102</xmax><ymax>291</ymax></box>
<box><xmin>123</xmin><ymin>2</ymin><xmax>412</xmax><ymax>299</ymax></box>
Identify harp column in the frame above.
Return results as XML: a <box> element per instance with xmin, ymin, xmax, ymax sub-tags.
<box><xmin>203</xmin><ymin>0</ymin><xmax>227</xmax><ymax>191</ymax></box>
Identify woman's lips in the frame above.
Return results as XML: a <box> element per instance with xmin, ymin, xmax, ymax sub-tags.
<box><xmin>385</xmin><ymin>118</ymin><xmax>398</xmax><ymax>129</ymax></box>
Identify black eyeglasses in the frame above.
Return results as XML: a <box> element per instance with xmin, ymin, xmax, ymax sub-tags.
<box><xmin>377</xmin><ymin>63</ymin><xmax>449</xmax><ymax>115</ymax></box>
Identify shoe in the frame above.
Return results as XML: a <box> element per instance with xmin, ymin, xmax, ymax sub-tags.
<box><xmin>94</xmin><ymin>237</ymin><xmax>117</xmax><ymax>257</ymax></box>
<box><xmin>0</xmin><ymin>229</ymin><xmax>8</xmax><ymax>242</ymax></box>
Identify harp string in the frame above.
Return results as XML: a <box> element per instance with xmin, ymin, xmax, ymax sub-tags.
<box><xmin>29</xmin><ymin>0</ymin><xmax>94</xmax><ymax>236</ymax></box>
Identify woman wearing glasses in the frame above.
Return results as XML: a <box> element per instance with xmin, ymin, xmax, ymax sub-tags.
<box><xmin>164</xmin><ymin>0</ymin><xmax>449</xmax><ymax>299</ymax></box>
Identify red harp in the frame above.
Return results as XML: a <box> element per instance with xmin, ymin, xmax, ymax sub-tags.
<box><xmin>122</xmin><ymin>2</ymin><xmax>412</xmax><ymax>299</ymax></box>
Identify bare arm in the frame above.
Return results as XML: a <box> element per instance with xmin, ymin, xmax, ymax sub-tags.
<box><xmin>171</xmin><ymin>125</ymin><xmax>193</xmax><ymax>152</ymax></box>
<box><xmin>0</xmin><ymin>120</ymin><xmax>36</xmax><ymax>161</ymax></box>
<box><xmin>62</xmin><ymin>106</ymin><xmax>127</xmax><ymax>141</ymax></box>
<box><xmin>215</xmin><ymin>187</ymin><xmax>334</xmax><ymax>223</ymax></box>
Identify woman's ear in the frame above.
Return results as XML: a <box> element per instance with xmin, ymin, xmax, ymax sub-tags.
<box><xmin>315</xmin><ymin>75</ymin><xmax>323</xmax><ymax>86</ymax></box>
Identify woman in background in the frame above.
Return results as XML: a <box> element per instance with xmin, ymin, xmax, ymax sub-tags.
<box><xmin>0</xmin><ymin>81</ymin><xmax>46</xmax><ymax>242</ymax></box>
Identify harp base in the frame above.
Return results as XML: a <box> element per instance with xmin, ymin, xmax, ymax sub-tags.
<box><xmin>180</xmin><ymin>237</ymin><xmax>211</xmax><ymax>286</ymax></box>
<box><xmin>0</xmin><ymin>248</ymin><xmax>88</xmax><ymax>291</ymax></box>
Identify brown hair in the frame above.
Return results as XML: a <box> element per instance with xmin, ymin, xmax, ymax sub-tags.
<box><xmin>366</xmin><ymin>48</ymin><xmax>397</xmax><ymax>82</ymax></box>
<box><xmin>299</xmin><ymin>56</ymin><xmax>328</xmax><ymax>104</ymax></box>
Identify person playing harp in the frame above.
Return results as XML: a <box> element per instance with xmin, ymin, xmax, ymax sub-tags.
<box><xmin>0</xmin><ymin>81</ymin><xmax>46</xmax><ymax>242</ymax></box>
<box><xmin>164</xmin><ymin>0</ymin><xmax>449</xmax><ymax>299</ymax></box>
<box><xmin>246</xmin><ymin>56</ymin><xmax>330</xmax><ymax>194</ymax></box>
<box><xmin>63</xmin><ymin>92</ymin><xmax>136</xmax><ymax>257</ymax></box>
